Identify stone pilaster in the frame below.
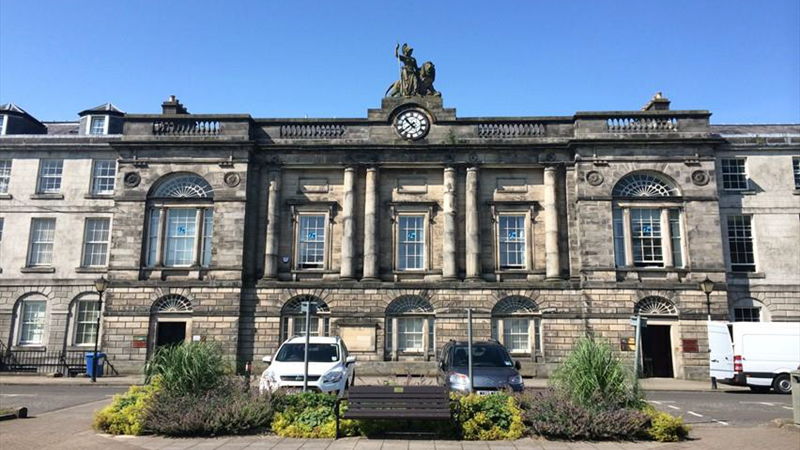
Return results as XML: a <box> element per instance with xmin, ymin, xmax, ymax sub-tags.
<box><xmin>544</xmin><ymin>166</ymin><xmax>561</xmax><ymax>280</ymax></box>
<box><xmin>466</xmin><ymin>166</ymin><xmax>481</xmax><ymax>280</ymax></box>
<box><xmin>442</xmin><ymin>167</ymin><xmax>458</xmax><ymax>280</ymax></box>
<box><xmin>340</xmin><ymin>166</ymin><xmax>356</xmax><ymax>279</ymax></box>
<box><xmin>363</xmin><ymin>166</ymin><xmax>379</xmax><ymax>280</ymax></box>
<box><xmin>263</xmin><ymin>169</ymin><xmax>281</xmax><ymax>279</ymax></box>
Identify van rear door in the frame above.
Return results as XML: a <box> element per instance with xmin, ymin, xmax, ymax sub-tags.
<box><xmin>707</xmin><ymin>321</ymin><xmax>734</xmax><ymax>380</ymax></box>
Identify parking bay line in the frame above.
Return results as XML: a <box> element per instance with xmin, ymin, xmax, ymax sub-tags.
<box><xmin>713</xmin><ymin>419</ymin><xmax>730</xmax><ymax>426</ymax></box>
<box><xmin>783</xmin><ymin>406</ymin><xmax>793</xmax><ymax>411</ymax></box>
<box><xmin>687</xmin><ymin>411</ymin><xmax>703</xmax><ymax>417</ymax></box>
<box><xmin>667</xmin><ymin>405</ymin><xmax>681</xmax><ymax>410</ymax></box>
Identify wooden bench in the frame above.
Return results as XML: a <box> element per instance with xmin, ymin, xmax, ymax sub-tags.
<box><xmin>334</xmin><ymin>385</ymin><xmax>452</xmax><ymax>438</ymax></box>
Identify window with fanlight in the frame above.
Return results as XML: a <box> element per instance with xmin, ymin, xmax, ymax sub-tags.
<box><xmin>385</xmin><ymin>296</ymin><xmax>435</xmax><ymax>356</ymax></box>
<box><xmin>491</xmin><ymin>296</ymin><xmax>542</xmax><ymax>356</ymax></box>
<box><xmin>280</xmin><ymin>296</ymin><xmax>330</xmax><ymax>343</ymax></box>
<box><xmin>144</xmin><ymin>173</ymin><xmax>214</xmax><ymax>268</ymax></box>
<box><xmin>611</xmin><ymin>172</ymin><xmax>684</xmax><ymax>268</ymax></box>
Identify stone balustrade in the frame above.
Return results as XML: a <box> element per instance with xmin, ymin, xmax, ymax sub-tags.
<box><xmin>153</xmin><ymin>119</ymin><xmax>220</xmax><ymax>136</ymax></box>
<box><xmin>607</xmin><ymin>116</ymin><xmax>678</xmax><ymax>133</ymax></box>
<box><xmin>279</xmin><ymin>124</ymin><xmax>347</xmax><ymax>139</ymax></box>
<box><xmin>476</xmin><ymin>122</ymin><xmax>546</xmax><ymax>138</ymax></box>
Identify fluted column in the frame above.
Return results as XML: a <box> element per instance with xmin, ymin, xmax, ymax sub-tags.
<box><xmin>442</xmin><ymin>167</ymin><xmax>458</xmax><ymax>280</ymax></box>
<box><xmin>544</xmin><ymin>166</ymin><xmax>561</xmax><ymax>280</ymax></box>
<box><xmin>264</xmin><ymin>169</ymin><xmax>281</xmax><ymax>279</ymax></box>
<box><xmin>465</xmin><ymin>166</ymin><xmax>481</xmax><ymax>280</ymax></box>
<box><xmin>340</xmin><ymin>166</ymin><xmax>356</xmax><ymax>279</ymax></box>
<box><xmin>363</xmin><ymin>167</ymin><xmax>380</xmax><ymax>280</ymax></box>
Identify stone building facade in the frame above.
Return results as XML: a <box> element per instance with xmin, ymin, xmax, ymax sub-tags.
<box><xmin>1</xmin><ymin>94</ymin><xmax>798</xmax><ymax>380</ymax></box>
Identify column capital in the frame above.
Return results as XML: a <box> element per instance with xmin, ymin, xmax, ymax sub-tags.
<box><xmin>467</xmin><ymin>166</ymin><xmax>480</xmax><ymax>173</ymax></box>
<box><xmin>365</xmin><ymin>165</ymin><xmax>379</xmax><ymax>173</ymax></box>
<box><xmin>343</xmin><ymin>165</ymin><xmax>357</xmax><ymax>172</ymax></box>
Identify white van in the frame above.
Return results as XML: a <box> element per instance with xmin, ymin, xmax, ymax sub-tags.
<box><xmin>708</xmin><ymin>321</ymin><xmax>800</xmax><ymax>394</ymax></box>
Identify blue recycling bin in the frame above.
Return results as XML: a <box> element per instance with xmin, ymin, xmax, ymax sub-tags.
<box><xmin>85</xmin><ymin>352</ymin><xmax>106</xmax><ymax>378</ymax></box>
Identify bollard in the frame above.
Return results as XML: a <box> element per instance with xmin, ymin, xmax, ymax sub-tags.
<box><xmin>791</xmin><ymin>370</ymin><xmax>800</xmax><ymax>425</ymax></box>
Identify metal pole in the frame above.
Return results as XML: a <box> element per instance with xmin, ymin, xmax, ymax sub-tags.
<box><xmin>91</xmin><ymin>290</ymin><xmax>103</xmax><ymax>383</ymax></box>
<box><xmin>303</xmin><ymin>303</ymin><xmax>311</xmax><ymax>392</ymax></box>
<box><xmin>467</xmin><ymin>308</ymin><xmax>473</xmax><ymax>393</ymax></box>
<box><xmin>633</xmin><ymin>315</ymin><xmax>641</xmax><ymax>382</ymax></box>
<box><xmin>706</xmin><ymin>292</ymin><xmax>712</xmax><ymax>321</ymax></box>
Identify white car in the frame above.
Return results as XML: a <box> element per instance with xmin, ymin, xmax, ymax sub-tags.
<box><xmin>259</xmin><ymin>336</ymin><xmax>356</xmax><ymax>396</ymax></box>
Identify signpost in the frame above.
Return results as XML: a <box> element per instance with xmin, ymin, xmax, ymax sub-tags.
<box><xmin>301</xmin><ymin>301</ymin><xmax>317</xmax><ymax>392</ymax></box>
<box><xmin>630</xmin><ymin>315</ymin><xmax>647</xmax><ymax>381</ymax></box>
<box><xmin>467</xmin><ymin>308</ymin><xmax>473</xmax><ymax>393</ymax></box>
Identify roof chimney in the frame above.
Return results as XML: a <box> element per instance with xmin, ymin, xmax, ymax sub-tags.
<box><xmin>161</xmin><ymin>95</ymin><xmax>189</xmax><ymax>114</ymax></box>
<box><xmin>641</xmin><ymin>92</ymin><xmax>671</xmax><ymax>111</ymax></box>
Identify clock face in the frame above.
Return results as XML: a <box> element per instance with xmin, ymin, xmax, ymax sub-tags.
<box><xmin>395</xmin><ymin>110</ymin><xmax>430</xmax><ymax>140</ymax></box>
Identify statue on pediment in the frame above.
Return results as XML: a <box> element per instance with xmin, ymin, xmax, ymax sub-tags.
<box><xmin>385</xmin><ymin>43</ymin><xmax>440</xmax><ymax>97</ymax></box>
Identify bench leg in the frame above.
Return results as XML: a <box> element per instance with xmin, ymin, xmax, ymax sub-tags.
<box><xmin>334</xmin><ymin>399</ymin><xmax>340</xmax><ymax>439</ymax></box>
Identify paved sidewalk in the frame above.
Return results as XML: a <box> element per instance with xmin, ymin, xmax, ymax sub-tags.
<box><xmin>0</xmin><ymin>374</ymin><xmax>143</xmax><ymax>386</ymax></box>
<box><xmin>98</xmin><ymin>427</ymin><xmax>799</xmax><ymax>450</ymax></box>
<box><xmin>0</xmin><ymin>374</ymin><xmax>747</xmax><ymax>393</ymax></box>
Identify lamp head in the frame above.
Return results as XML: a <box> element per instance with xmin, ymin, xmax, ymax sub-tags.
<box><xmin>699</xmin><ymin>276</ymin><xmax>715</xmax><ymax>295</ymax></box>
<box><xmin>94</xmin><ymin>276</ymin><xmax>108</xmax><ymax>294</ymax></box>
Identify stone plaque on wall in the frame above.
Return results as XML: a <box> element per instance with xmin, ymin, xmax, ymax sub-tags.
<box><xmin>299</xmin><ymin>178</ymin><xmax>329</xmax><ymax>193</ymax></box>
<box><xmin>397</xmin><ymin>177</ymin><xmax>427</xmax><ymax>194</ymax></box>
<box><xmin>339</xmin><ymin>325</ymin><xmax>377</xmax><ymax>352</ymax></box>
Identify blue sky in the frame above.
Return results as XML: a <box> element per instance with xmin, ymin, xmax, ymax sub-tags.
<box><xmin>1</xmin><ymin>1</ymin><xmax>798</xmax><ymax>123</ymax></box>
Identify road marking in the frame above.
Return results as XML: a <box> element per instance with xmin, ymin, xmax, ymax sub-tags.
<box><xmin>647</xmin><ymin>400</ymin><xmax>662</xmax><ymax>405</ymax></box>
<box><xmin>667</xmin><ymin>405</ymin><xmax>680</xmax><ymax>410</ymax></box>
<box><xmin>687</xmin><ymin>411</ymin><xmax>703</xmax><ymax>417</ymax></box>
<box><xmin>759</xmin><ymin>402</ymin><xmax>774</xmax><ymax>406</ymax></box>
<box><xmin>713</xmin><ymin>419</ymin><xmax>730</xmax><ymax>426</ymax></box>
<box><xmin>783</xmin><ymin>406</ymin><xmax>794</xmax><ymax>411</ymax></box>
<box><xmin>0</xmin><ymin>394</ymin><xmax>37</xmax><ymax>397</ymax></box>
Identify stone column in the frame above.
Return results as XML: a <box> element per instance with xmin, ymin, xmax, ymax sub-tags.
<box><xmin>363</xmin><ymin>167</ymin><xmax>379</xmax><ymax>280</ymax></box>
<box><xmin>340</xmin><ymin>166</ymin><xmax>356</xmax><ymax>279</ymax></box>
<box><xmin>442</xmin><ymin>167</ymin><xmax>458</xmax><ymax>280</ymax></box>
<box><xmin>622</xmin><ymin>208</ymin><xmax>634</xmax><ymax>266</ymax></box>
<box><xmin>544</xmin><ymin>166</ymin><xmax>561</xmax><ymax>280</ymax></box>
<box><xmin>465</xmin><ymin>167</ymin><xmax>481</xmax><ymax>280</ymax></box>
<box><xmin>660</xmin><ymin>208</ymin><xmax>674</xmax><ymax>268</ymax></box>
<box><xmin>263</xmin><ymin>169</ymin><xmax>281</xmax><ymax>279</ymax></box>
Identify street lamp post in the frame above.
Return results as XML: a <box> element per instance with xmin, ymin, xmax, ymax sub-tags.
<box><xmin>698</xmin><ymin>276</ymin><xmax>716</xmax><ymax>389</ymax></box>
<box><xmin>92</xmin><ymin>276</ymin><xmax>108</xmax><ymax>383</ymax></box>
<box><xmin>699</xmin><ymin>276</ymin><xmax>715</xmax><ymax>321</ymax></box>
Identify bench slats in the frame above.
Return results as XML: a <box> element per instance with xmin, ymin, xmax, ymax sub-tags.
<box><xmin>343</xmin><ymin>410</ymin><xmax>452</xmax><ymax>419</ymax></box>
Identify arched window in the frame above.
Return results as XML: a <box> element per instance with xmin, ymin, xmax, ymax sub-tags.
<box><xmin>612</xmin><ymin>172</ymin><xmax>683</xmax><ymax>269</ymax></box>
<box><xmin>280</xmin><ymin>296</ymin><xmax>330</xmax><ymax>342</ymax></box>
<box><xmin>13</xmin><ymin>294</ymin><xmax>48</xmax><ymax>346</ymax></box>
<box><xmin>151</xmin><ymin>295</ymin><xmax>193</xmax><ymax>313</ymax></box>
<box><xmin>491</xmin><ymin>296</ymin><xmax>542</xmax><ymax>355</ymax></box>
<box><xmin>730</xmin><ymin>298</ymin><xmax>769</xmax><ymax>322</ymax></box>
<box><xmin>612</xmin><ymin>172</ymin><xmax>677</xmax><ymax>197</ymax></box>
<box><xmin>69</xmin><ymin>293</ymin><xmax>101</xmax><ymax>346</ymax></box>
<box><xmin>385</xmin><ymin>296</ymin><xmax>435</xmax><ymax>357</ymax></box>
<box><xmin>634</xmin><ymin>297</ymin><xmax>678</xmax><ymax>316</ymax></box>
<box><xmin>145</xmin><ymin>173</ymin><xmax>214</xmax><ymax>268</ymax></box>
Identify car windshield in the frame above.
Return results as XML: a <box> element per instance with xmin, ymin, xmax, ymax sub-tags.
<box><xmin>451</xmin><ymin>345</ymin><xmax>513</xmax><ymax>368</ymax></box>
<box><xmin>275</xmin><ymin>343</ymin><xmax>339</xmax><ymax>363</ymax></box>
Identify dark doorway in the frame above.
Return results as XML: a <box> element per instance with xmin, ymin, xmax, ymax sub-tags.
<box><xmin>641</xmin><ymin>324</ymin><xmax>673</xmax><ymax>378</ymax></box>
<box><xmin>156</xmin><ymin>322</ymin><xmax>186</xmax><ymax>347</ymax></box>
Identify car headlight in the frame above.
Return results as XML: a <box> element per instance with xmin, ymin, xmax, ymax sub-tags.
<box><xmin>508</xmin><ymin>374</ymin><xmax>523</xmax><ymax>385</ymax></box>
<box><xmin>322</xmin><ymin>369</ymin><xmax>344</xmax><ymax>384</ymax></box>
<box><xmin>261</xmin><ymin>371</ymin><xmax>277</xmax><ymax>385</ymax></box>
<box><xmin>449</xmin><ymin>372</ymin><xmax>470</xmax><ymax>385</ymax></box>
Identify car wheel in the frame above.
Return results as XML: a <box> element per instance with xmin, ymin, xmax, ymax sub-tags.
<box><xmin>773</xmin><ymin>374</ymin><xmax>792</xmax><ymax>395</ymax></box>
<box><xmin>749</xmin><ymin>385</ymin><xmax>771</xmax><ymax>394</ymax></box>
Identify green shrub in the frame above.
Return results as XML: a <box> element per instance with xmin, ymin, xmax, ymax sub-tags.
<box><xmin>452</xmin><ymin>393</ymin><xmax>525</xmax><ymax>440</ymax></box>
<box><xmin>518</xmin><ymin>389</ymin><xmax>648</xmax><ymax>441</ymax></box>
<box><xmin>551</xmin><ymin>337</ymin><xmax>642</xmax><ymax>410</ymax></box>
<box><xmin>143</xmin><ymin>377</ymin><xmax>272</xmax><ymax>437</ymax></box>
<box><xmin>93</xmin><ymin>380</ymin><xmax>161</xmax><ymax>435</ymax></box>
<box><xmin>144</xmin><ymin>341</ymin><xmax>229</xmax><ymax>396</ymax></box>
<box><xmin>644</xmin><ymin>406</ymin><xmax>690</xmax><ymax>442</ymax></box>
<box><xmin>271</xmin><ymin>391</ymin><xmax>358</xmax><ymax>438</ymax></box>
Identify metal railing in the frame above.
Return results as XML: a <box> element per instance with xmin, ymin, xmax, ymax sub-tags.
<box><xmin>0</xmin><ymin>343</ymin><xmax>119</xmax><ymax>377</ymax></box>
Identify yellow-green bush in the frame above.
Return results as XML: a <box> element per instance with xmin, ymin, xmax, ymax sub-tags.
<box><xmin>270</xmin><ymin>391</ymin><xmax>358</xmax><ymax>438</ymax></box>
<box><xmin>93</xmin><ymin>379</ymin><xmax>161</xmax><ymax>435</ymax></box>
<box><xmin>452</xmin><ymin>393</ymin><xmax>525</xmax><ymax>440</ymax></box>
<box><xmin>644</xmin><ymin>406</ymin><xmax>690</xmax><ymax>442</ymax></box>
